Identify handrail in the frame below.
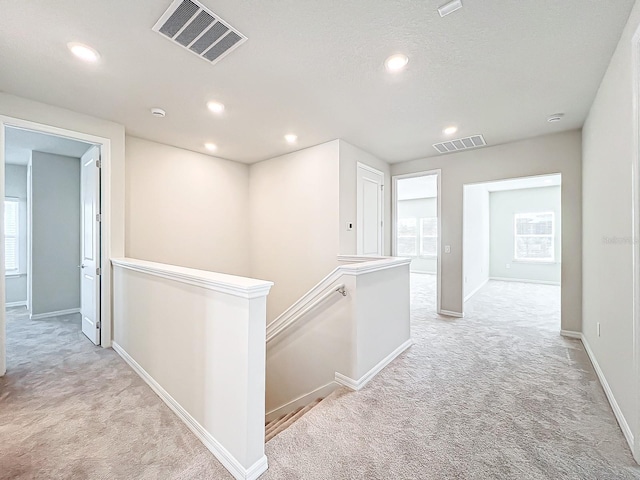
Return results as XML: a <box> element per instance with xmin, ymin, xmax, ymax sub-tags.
<box><xmin>266</xmin><ymin>283</ymin><xmax>346</xmax><ymax>343</ymax></box>
<box><xmin>265</xmin><ymin>257</ymin><xmax>411</xmax><ymax>344</ymax></box>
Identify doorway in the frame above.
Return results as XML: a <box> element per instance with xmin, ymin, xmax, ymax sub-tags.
<box><xmin>357</xmin><ymin>163</ymin><xmax>384</xmax><ymax>256</ymax></box>
<box><xmin>392</xmin><ymin>170</ymin><xmax>441</xmax><ymax>313</ymax></box>
<box><xmin>462</xmin><ymin>174</ymin><xmax>562</xmax><ymax>331</ymax></box>
<box><xmin>3</xmin><ymin>126</ymin><xmax>102</xmax><ymax>350</ymax></box>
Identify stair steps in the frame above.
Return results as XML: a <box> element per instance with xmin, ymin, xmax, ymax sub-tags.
<box><xmin>265</xmin><ymin>398</ymin><xmax>323</xmax><ymax>442</ymax></box>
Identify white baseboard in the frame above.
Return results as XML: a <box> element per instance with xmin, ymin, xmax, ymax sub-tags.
<box><xmin>30</xmin><ymin>308</ymin><xmax>80</xmax><ymax>320</ymax></box>
<box><xmin>335</xmin><ymin>338</ymin><xmax>413</xmax><ymax>391</ymax></box>
<box><xmin>439</xmin><ymin>309</ymin><xmax>464</xmax><ymax>318</ymax></box>
<box><xmin>464</xmin><ymin>279</ymin><xmax>489</xmax><ymax>303</ymax></box>
<box><xmin>112</xmin><ymin>342</ymin><xmax>267</xmax><ymax>480</ymax></box>
<box><xmin>266</xmin><ymin>382</ymin><xmax>338</xmax><ymax>423</ymax></box>
<box><xmin>580</xmin><ymin>335</ymin><xmax>635</xmax><ymax>451</ymax></box>
<box><xmin>489</xmin><ymin>277</ymin><xmax>560</xmax><ymax>286</ymax></box>
<box><xmin>5</xmin><ymin>301</ymin><xmax>27</xmax><ymax>308</ymax></box>
<box><xmin>560</xmin><ymin>330</ymin><xmax>581</xmax><ymax>339</ymax></box>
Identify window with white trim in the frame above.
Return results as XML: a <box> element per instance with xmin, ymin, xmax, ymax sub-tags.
<box><xmin>514</xmin><ymin>212</ymin><xmax>554</xmax><ymax>262</ymax></box>
<box><xmin>4</xmin><ymin>198</ymin><xmax>19</xmax><ymax>273</ymax></box>
<box><xmin>397</xmin><ymin>218</ymin><xmax>417</xmax><ymax>257</ymax></box>
<box><xmin>420</xmin><ymin>217</ymin><xmax>438</xmax><ymax>256</ymax></box>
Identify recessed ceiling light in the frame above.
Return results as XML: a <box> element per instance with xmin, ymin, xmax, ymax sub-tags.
<box><xmin>284</xmin><ymin>134</ymin><xmax>298</xmax><ymax>144</ymax></box>
<box><xmin>385</xmin><ymin>54</ymin><xmax>409</xmax><ymax>73</ymax></box>
<box><xmin>207</xmin><ymin>101</ymin><xmax>225</xmax><ymax>114</ymax></box>
<box><xmin>67</xmin><ymin>42</ymin><xmax>100</xmax><ymax>63</ymax></box>
<box><xmin>150</xmin><ymin>108</ymin><xmax>166</xmax><ymax>118</ymax></box>
<box><xmin>438</xmin><ymin>0</ymin><xmax>463</xmax><ymax>18</ymax></box>
<box><xmin>205</xmin><ymin>143</ymin><xmax>218</xmax><ymax>151</ymax></box>
<box><xmin>547</xmin><ymin>113</ymin><xmax>565</xmax><ymax>123</ymax></box>
<box><xmin>443</xmin><ymin>126</ymin><xmax>458</xmax><ymax>135</ymax></box>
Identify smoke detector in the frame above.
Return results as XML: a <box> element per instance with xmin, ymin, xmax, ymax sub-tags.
<box><xmin>547</xmin><ymin>113</ymin><xmax>565</xmax><ymax>123</ymax></box>
<box><xmin>153</xmin><ymin>0</ymin><xmax>247</xmax><ymax>66</ymax></box>
<box><xmin>150</xmin><ymin>108</ymin><xmax>166</xmax><ymax>118</ymax></box>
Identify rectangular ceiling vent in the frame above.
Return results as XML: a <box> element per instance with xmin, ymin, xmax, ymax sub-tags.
<box><xmin>153</xmin><ymin>0</ymin><xmax>247</xmax><ymax>65</ymax></box>
<box><xmin>433</xmin><ymin>135</ymin><xmax>487</xmax><ymax>154</ymax></box>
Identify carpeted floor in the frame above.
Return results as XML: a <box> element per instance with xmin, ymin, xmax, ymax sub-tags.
<box><xmin>1</xmin><ymin>275</ymin><xmax>639</xmax><ymax>479</ymax></box>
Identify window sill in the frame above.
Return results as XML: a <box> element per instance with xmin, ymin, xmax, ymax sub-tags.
<box><xmin>512</xmin><ymin>260</ymin><xmax>559</xmax><ymax>265</ymax></box>
<box><xmin>6</xmin><ymin>272</ymin><xmax>25</xmax><ymax>278</ymax></box>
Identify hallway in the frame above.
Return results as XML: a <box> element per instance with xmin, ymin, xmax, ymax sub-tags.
<box><xmin>0</xmin><ymin>276</ymin><xmax>638</xmax><ymax>478</ymax></box>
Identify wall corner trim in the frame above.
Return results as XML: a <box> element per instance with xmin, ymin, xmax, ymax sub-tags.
<box><xmin>112</xmin><ymin>342</ymin><xmax>268</xmax><ymax>480</ymax></box>
<box><xmin>560</xmin><ymin>330</ymin><xmax>581</xmax><ymax>339</ymax></box>
<box><xmin>335</xmin><ymin>339</ymin><xmax>413</xmax><ymax>391</ymax></box>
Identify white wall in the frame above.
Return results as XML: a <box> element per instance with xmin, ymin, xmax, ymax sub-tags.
<box><xmin>125</xmin><ymin>136</ymin><xmax>251</xmax><ymax>277</ymax></box>
<box><xmin>339</xmin><ymin>140</ymin><xmax>391</xmax><ymax>256</ymax></box>
<box><xmin>4</xmin><ymin>164</ymin><xmax>27</xmax><ymax>305</ymax></box>
<box><xmin>490</xmin><ymin>186</ymin><xmax>561</xmax><ymax>284</ymax></box>
<box><xmin>463</xmin><ymin>184</ymin><xmax>490</xmax><ymax>299</ymax></box>
<box><xmin>391</xmin><ymin>130</ymin><xmax>582</xmax><ymax>330</ymax></box>
<box><xmin>250</xmin><ymin>141</ymin><xmax>341</xmax><ymax>321</ymax></box>
<box><xmin>582</xmin><ymin>0</ymin><xmax>640</xmax><ymax>456</ymax></box>
<box><xmin>31</xmin><ymin>152</ymin><xmax>80</xmax><ymax>315</ymax></box>
<box><xmin>397</xmin><ymin>197</ymin><xmax>437</xmax><ymax>273</ymax></box>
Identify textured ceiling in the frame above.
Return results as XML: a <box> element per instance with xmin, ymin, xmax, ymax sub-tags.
<box><xmin>0</xmin><ymin>1</ymin><xmax>634</xmax><ymax>164</ymax></box>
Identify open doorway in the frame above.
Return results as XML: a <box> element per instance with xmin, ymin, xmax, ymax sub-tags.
<box><xmin>393</xmin><ymin>170</ymin><xmax>441</xmax><ymax>313</ymax></box>
<box><xmin>463</xmin><ymin>174</ymin><xmax>562</xmax><ymax>331</ymax></box>
<box><xmin>3</xmin><ymin>126</ymin><xmax>102</xmax><ymax>348</ymax></box>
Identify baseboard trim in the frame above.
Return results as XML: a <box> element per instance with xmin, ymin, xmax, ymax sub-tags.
<box><xmin>335</xmin><ymin>338</ymin><xmax>413</xmax><ymax>391</ymax></box>
<box><xmin>580</xmin><ymin>335</ymin><xmax>635</xmax><ymax>451</ymax></box>
<box><xmin>5</xmin><ymin>301</ymin><xmax>27</xmax><ymax>308</ymax></box>
<box><xmin>112</xmin><ymin>342</ymin><xmax>267</xmax><ymax>480</ymax></box>
<box><xmin>266</xmin><ymin>382</ymin><xmax>338</xmax><ymax>423</ymax></box>
<box><xmin>464</xmin><ymin>279</ymin><xmax>489</xmax><ymax>303</ymax></box>
<box><xmin>489</xmin><ymin>277</ymin><xmax>561</xmax><ymax>286</ymax></box>
<box><xmin>30</xmin><ymin>308</ymin><xmax>80</xmax><ymax>320</ymax></box>
<box><xmin>439</xmin><ymin>309</ymin><xmax>464</xmax><ymax>318</ymax></box>
<box><xmin>560</xmin><ymin>330</ymin><xmax>581</xmax><ymax>339</ymax></box>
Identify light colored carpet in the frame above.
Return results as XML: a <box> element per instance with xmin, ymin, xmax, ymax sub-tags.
<box><xmin>263</xmin><ymin>276</ymin><xmax>640</xmax><ymax>479</ymax></box>
<box><xmin>1</xmin><ymin>276</ymin><xmax>639</xmax><ymax>479</ymax></box>
<box><xmin>0</xmin><ymin>308</ymin><xmax>232</xmax><ymax>480</ymax></box>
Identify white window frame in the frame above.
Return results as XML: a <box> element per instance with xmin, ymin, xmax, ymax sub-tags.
<box><xmin>513</xmin><ymin>211</ymin><xmax>555</xmax><ymax>263</ymax></box>
<box><xmin>419</xmin><ymin>217</ymin><xmax>438</xmax><ymax>258</ymax></box>
<box><xmin>4</xmin><ymin>197</ymin><xmax>19</xmax><ymax>275</ymax></box>
<box><xmin>396</xmin><ymin>218</ymin><xmax>418</xmax><ymax>257</ymax></box>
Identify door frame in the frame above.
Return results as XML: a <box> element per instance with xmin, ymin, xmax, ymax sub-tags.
<box><xmin>0</xmin><ymin>116</ymin><xmax>112</xmax><ymax>368</ymax></box>
<box><xmin>392</xmin><ymin>169</ymin><xmax>442</xmax><ymax>314</ymax></box>
<box><xmin>356</xmin><ymin>162</ymin><xmax>385</xmax><ymax>256</ymax></box>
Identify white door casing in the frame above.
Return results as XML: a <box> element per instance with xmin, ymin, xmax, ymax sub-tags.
<box><xmin>357</xmin><ymin>163</ymin><xmax>384</xmax><ymax>256</ymax></box>
<box><xmin>80</xmin><ymin>146</ymin><xmax>101</xmax><ymax>345</ymax></box>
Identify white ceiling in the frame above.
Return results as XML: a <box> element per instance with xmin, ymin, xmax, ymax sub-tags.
<box><xmin>0</xmin><ymin>1</ymin><xmax>634</xmax><ymax>164</ymax></box>
<box><xmin>5</xmin><ymin>127</ymin><xmax>93</xmax><ymax>165</ymax></box>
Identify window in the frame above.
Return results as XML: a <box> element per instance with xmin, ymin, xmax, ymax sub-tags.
<box><xmin>420</xmin><ymin>217</ymin><xmax>438</xmax><ymax>256</ymax></box>
<box><xmin>397</xmin><ymin>218</ymin><xmax>417</xmax><ymax>256</ymax></box>
<box><xmin>4</xmin><ymin>198</ymin><xmax>19</xmax><ymax>273</ymax></box>
<box><xmin>514</xmin><ymin>212</ymin><xmax>554</xmax><ymax>262</ymax></box>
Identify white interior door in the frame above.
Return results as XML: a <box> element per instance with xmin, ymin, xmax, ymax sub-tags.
<box><xmin>80</xmin><ymin>146</ymin><xmax>101</xmax><ymax>345</ymax></box>
<box><xmin>357</xmin><ymin>163</ymin><xmax>384</xmax><ymax>256</ymax></box>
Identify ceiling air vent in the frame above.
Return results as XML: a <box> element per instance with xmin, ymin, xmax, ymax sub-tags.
<box><xmin>153</xmin><ymin>0</ymin><xmax>247</xmax><ymax>65</ymax></box>
<box><xmin>433</xmin><ymin>135</ymin><xmax>487</xmax><ymax>154</ymax></box>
